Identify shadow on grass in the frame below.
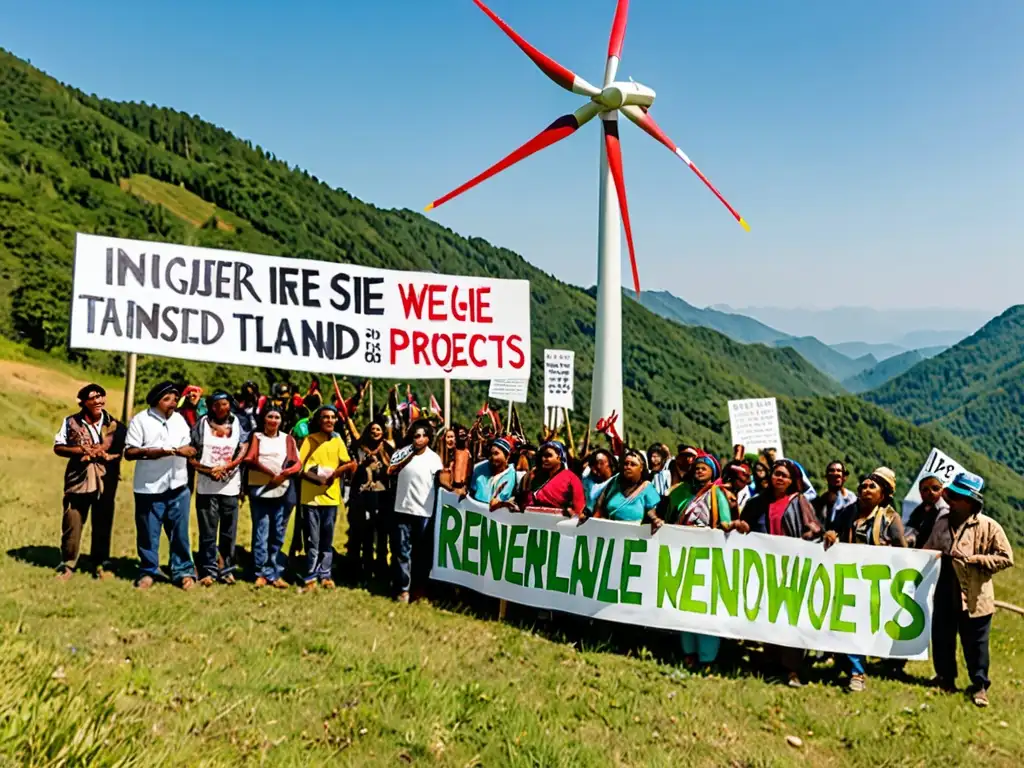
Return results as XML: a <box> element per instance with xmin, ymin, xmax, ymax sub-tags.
<box><xmin>6</xmin><ymin>545</ymin><xmax>139</xmax><ymax>581</ymax></box>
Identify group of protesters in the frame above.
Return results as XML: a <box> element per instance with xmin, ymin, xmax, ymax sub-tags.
<box><xmin>53</xmin><ymin>378</ymin><xmax>1013</xmax><ymax>707</ymax></box>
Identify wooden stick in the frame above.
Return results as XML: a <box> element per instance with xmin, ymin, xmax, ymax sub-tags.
<box><xmin>995</xmin><ymin>600</ymin><xmax>1024</xmax><ymax>616</ymax></box>
<box><xmin>563</xmin><ymin>408</ymin><xmax>576</xmax><ymax>458</ymax></box>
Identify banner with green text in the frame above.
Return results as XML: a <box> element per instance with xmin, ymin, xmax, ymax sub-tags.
<box><xmin>431</xmin><ymin>492</ymin><xmax>940</xmax><ymax>659</ymax></box>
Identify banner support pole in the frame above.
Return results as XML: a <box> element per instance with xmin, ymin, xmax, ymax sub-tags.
<box><xmin>444</xmin><ymin>377</ymin><xmax>452</xmax><ymax>428</ymax></box>
<box><xmin>122</xmin><ymin>353</ymin><xmax>137</xmax><ymax>423</ymax></box>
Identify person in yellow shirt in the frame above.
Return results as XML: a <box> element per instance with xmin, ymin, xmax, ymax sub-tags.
<box><xmin>297</xmin><ymin>405</ymin><xmax>355</xmax><ymax>591</ymax></box>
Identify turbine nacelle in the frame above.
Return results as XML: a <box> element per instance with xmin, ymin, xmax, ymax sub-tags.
<box><xmin>594</xmin><ymin>81</ymin><xmax>656</xmax><ymax>111</ymax></box>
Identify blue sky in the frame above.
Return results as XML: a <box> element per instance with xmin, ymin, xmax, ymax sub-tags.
<box><xmin>3</xmin><ymin>0</ymin><xmax>1022</xmax><ymax>311</ymax></box>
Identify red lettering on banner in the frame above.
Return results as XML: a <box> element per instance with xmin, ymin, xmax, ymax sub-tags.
<box><xmin>390</xmin><ymin>329</ymin><xmax>410</xmax><ymax>363</ymax></box>
<box><xmin>451</xmin><ymin>332</ymin><xmax>468</xmax><ymax>368</ymax></box>
<box><xmin>398</xmin><ymin>284</ymin><xmax>428</xmax><ymax>319</ymax></box>
<box><xmin>468</xmin><ymin>334</ymin><xmax>486</xmax><ymax>367</ymax></box>
<box><xmin>476</xmin><ymin>287</ymin><xmax>492</xmax><ymax>323</ymax></box>
<box><xmin>507</xmin><ymin>335</ymin><xmax>525</xmax><ymax>369</ymax></box>
<box><xmin>488</xmin><ymin>335</ymin><xmax>505</xmax><ymax>367</ymax></box>
<box><xmin>412</xmin><ymin>331</ymin><xmax>429</xmax><ymax>364</ymax></box>
<box><xmin>431</xmin><ymin>333</ymin><xmax>452</xmax><ymax>368</ymax></box>
<box><xmin>427</xmin><ymin>284</ymin><xmax>445</xmax><ymax>321</ymax></box>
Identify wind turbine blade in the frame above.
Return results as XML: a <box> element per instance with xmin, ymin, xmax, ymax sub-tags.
<box><xmin>607</xmin><ymin>0</ymin><xmax>630</xmax><ymax>61</ymax></box>
<box><xmin>621</xmin><ymin>105</ymin><xmax>750</xmax><ymax>231</ymax></box>
<box><xmin>472</xmin><ymin>0</ymin><xmax>600</xmax><ymax>97</ymax></box>
<box><xmin>426</xmin><ymin>102</ymin><xmax>601</xmax><ymax>211</ymax></box>
<box><xmin>603</xmin><ymin>118</ymin><xmax>641</xmax><ymax>296</ymax></box>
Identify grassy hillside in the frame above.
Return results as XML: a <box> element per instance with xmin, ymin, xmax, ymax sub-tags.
<box><xmin>1</xmin><ymin>355</ymin><xmax>1022</xmax><ymax>766</ymax></box>
<box><xmin>866</xmin><ymin>306</ymin><xmax>1024</xmax><ymax>475</ymax></box>
<box><xmin>1</xmin><ymin>47</ymin><xmax>1023</xmax><ymax>538</ymax></box>
<box><xmin>0</xmin><ymin>47</ymin><xmax>839</xmax><ymax>439</ymax></box>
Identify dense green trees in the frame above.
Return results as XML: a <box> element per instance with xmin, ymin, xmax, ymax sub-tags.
<box><xmin>1</xmin><ymin>47</ymin><xmax>1022</xmax><ymax>538</ymax></box>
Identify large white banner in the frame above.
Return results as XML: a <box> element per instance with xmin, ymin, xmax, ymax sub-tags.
<box><xmin>728</xmin><ymin>397</ymin><xmax>784</xmax><ymax>457</ymax></box>
<box><xmin>69</xmin><ymin>234</ymin><xmax>531</xmax><ymax>380</ymax></box>
<box><xmin>432</xmin><ymin>491</ymin><xmax>940</xmax><ymax>659</ymax></box>
<box><xmin>902</xmin><ymin>447</ymin><xmax>966</xmax><ymax>521</ymax></box>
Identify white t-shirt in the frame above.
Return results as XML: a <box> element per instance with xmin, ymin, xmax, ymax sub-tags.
<box><xmin>125</xmin><ymin>408</ymin><xmax>191</xmax><ymax>494</ymax></box>
<box><xmin>394</xmin><ymin>448</ymin><xmax>444</xmax><ymax>518</ymax></box>
<box><xmin>196</xmin><ymin>417</ymin><xmax>242</xmax><ymax>496</ymax></box>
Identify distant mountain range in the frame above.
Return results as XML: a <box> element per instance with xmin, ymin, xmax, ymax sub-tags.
<box><xmin>707</xmin><ymin>304</ymin><xmax>993</xmax><ymax>346</ymax></box>
<box><xmin>841</xmin><ymin>347</ymin><xmax>945</xmax><ymax>393</ymax></box>
<box><xmin>865</xmin><ymin>305</ymin><xmax>1024</xmax><ymax>475</ymax></box>
<box><xmin>633</xmin><ymin>291</ymin><xmax>950</xmax><ymax>387</ymax></box>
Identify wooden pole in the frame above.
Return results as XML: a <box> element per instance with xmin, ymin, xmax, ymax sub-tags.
<box><xmin>506</xmin><ymin>400</ymin><xmax>513</xmax><ymax>434</ymax></box>
<box><xmin>122</xmin><ymin>353</ymin><xmax>137</xmax><ymax>423</ymax></box>
<box><xmin>444</xmin><ymin>377</ymin><xmax>452</xmax><ymax>428</ymax></box>
<box><xmin>368</xmin><ymin>380</ymin><xmax>374</xmax><ymax>418</ymax></box>
<box><xmin>564</xmin><ymin>408</ymin><xmax>576</xmax><ymax>458</ymax></box>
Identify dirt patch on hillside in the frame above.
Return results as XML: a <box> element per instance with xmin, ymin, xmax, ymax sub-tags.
<box><xmin>0</xmin><ymin>360</ymin><xmax>123</xmax><ymax>411</ymax></box>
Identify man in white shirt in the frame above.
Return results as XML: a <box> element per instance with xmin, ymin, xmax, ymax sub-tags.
<box><xmin>124</xmin><ymin>381</ymin><xmax>197</xmax><ymax>590</ymax></box>
<box><xmin>189</xmin><ymin>391</ymin><xmax>249</xmax><ymax>586</ymax></box>
<box><xmin>812</xmin><ymin>461</ymin><xmax>858</xmax><ymax>528</ymax></box>
<box><xmin>389</xmin><ymin>420</ymin><xmax>443</xmax><ymax>603</ymax></box>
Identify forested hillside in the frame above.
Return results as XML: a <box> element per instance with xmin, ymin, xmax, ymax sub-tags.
<box><xmin>1</xmin><ymin>48</ymin><xmax>1022</xmax><ymax>536</ymax></box>
<box><xmin>866</xmin><ymin>305</ymin><xmax>1024</xmax><ymax>475</ymax></box>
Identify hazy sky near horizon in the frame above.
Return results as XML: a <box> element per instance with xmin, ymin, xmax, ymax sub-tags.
<box><xmin>4</xmin><ymin>0</ymin><xmax>1021</xmax><ymax>312</ymax></box>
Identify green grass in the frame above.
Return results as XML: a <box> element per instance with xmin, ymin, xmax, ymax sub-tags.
<box><xmin>119</xmin><ymin>174</ymin><xmax>248</xmax><ymax>231</ymax></box>
<box><xmin>1</xmin><ymin>351</ymin><xmax>1023</xmax><ymax>765</ymax></box>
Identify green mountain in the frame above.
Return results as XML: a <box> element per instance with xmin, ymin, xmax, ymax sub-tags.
<box><xmin>634</xmin><ymin>290</ymin><xmax>791</xmax><ymax>345</ymax></box>
<box><xmin>1</xmin><ymin>49</ymin><xmax>1022</xmax><ymax>538</ymax></box>
<box><xmin>866</xmin><ymin>305</ymin><xmax>1024</xmax><ymax>476</ymax></box>
<box><xmin>831</xmin><ymin>341</ymin><xmax>907</xmax><ymax>361</ymax></box>
<box><xmin>772</xmin><ymin>337</ymin><xmax>875</xmax><ymax>382</ymax></box>
<box><xmin>843</xmin><ymin>349</ymin><xmax>926</xmax><ymax>393</ymax></box>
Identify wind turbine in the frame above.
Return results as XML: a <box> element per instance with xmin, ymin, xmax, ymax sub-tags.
<box><xmin>425</xmin><ymin>0</ymin><xmax>749</xmax><ymax>432</ymax></box>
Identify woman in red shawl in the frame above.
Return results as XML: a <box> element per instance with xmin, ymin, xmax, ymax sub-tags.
<box><xmin>517</xmin><ymin>441</ymin><xmax>585</xmax><ymax>516</ymax></box>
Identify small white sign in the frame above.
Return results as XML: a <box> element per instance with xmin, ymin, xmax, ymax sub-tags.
<box><xmin>902</xmin><ymin>447</ymin><xmax>966</xmax><ymax>521</ymax></box>
<box><xmin>489</xmin><ymin>377</ymin><xmax>529</xmax><ymax>403</ymax></box>
<box><xmin>544</xmin><ymin>349</ymin><xmax>575</xmax><ymax>411</ymax></box>
<box><xmin>727</xmin><ymin>397</ymin><xmax>783</xmax><ymax>458</ymax></box>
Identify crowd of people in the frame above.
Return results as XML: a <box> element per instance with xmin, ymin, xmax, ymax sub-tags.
<box><xmin>53</xmin><ymin>378</ymin><xmax>1014</xmax><ymax>707</ymax></box>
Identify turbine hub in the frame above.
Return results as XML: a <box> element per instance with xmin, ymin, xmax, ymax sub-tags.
<box><xmin>595</xmin><ymin>81</ymin><xmax>656</xmax><ymax>110</ymax></box>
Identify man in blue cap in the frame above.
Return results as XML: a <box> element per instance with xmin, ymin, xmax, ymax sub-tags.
<box><xmin>923</xmin><ymin>470</ymin><xmax>1014</xmax><ymax>707</ymax></box>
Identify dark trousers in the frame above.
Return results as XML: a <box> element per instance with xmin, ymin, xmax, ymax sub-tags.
<box><xmin>196</xmin><ymin>494</ymin><xmax>239</xmax><ymax>580</ymax></box>
<box><xmin>349</xmin><ymin>491</ymin><xmax>391</xmax><ymax>578</ymax></box>
<box><xmin>135</xmin><ymin>486</ymin><xmax>195</xmax><ymax>582</ymax></box>
<box><xmin>61</xmin><ymin>480</ymin><xmax>118</xmax><ymax>570</ymax></box>
<box><xmin>302</xmin><ymin>504</ymin><xmax>337</xmax><ymax>584</ymax></box>
<box><xmin>933</xmin><ymin>570</ymin><xmax>993</xmax><ymax>690</ymax></box>
<box><xmin>392</xmin><ymin>512</ymin><xmax>434</xmax><ymax>595</ymax></box>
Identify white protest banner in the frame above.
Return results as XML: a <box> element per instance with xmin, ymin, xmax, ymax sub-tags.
<box><xmin>543</xmin><ymin>349</ymin><xmax>575</xmax><ymax>411</ymax></box>
<box><xmin>902</xmin><ymin>448</ymin><xmax>966</xmax><ymax>520</ymax></box>
<box><xmin>488</xmin><ymin>378</ymin><xmax>529</xmax><ymax>403</ymax></box>
<box><xmin>728</xmin><ymin>397</ymin><xmax>784</xmax><ymax>457</ymax></box>
<box><xmin>69</xmin><ymin>234</ymin><xmax>531</xmax><ymax>380</ymax></box>
<box><xmin>432</xmin><ymin>491</ymin><xmax>939</xmax><ymax>658</ymax></box>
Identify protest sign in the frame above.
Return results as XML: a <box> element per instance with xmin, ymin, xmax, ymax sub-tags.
<box><xmin>488</xmin><ymin>378</ymin><xmax>529</xmax><ymax>403</ymax></box>
<box><xmin>543</xmin><ymin>349</ymin><xmax>575</xmax><ymax>411</ymax></box>
<box><xmin>728</xmin><ymin>398</ymin><xmax>784</xmax><ymax>457</ymax></box>
<box><xmin>432</xmin><ymin>491</ymin><xmax>939</xmax><ymax>658</ymax></box>
<box><xmin>902</xmin><ymin>448</ymin><xmax>966</xmax><ymax>520</ymax></box>
<box><xmin>69</xmin><ymin>234</ymin><xmax>531</xmax><ymax>380</ymax></box>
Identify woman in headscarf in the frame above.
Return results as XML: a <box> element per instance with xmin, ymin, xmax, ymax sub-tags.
<box><xmin>582</xmin><ymin>448</ymin><xmax>617</xmax><ymax>515</ymax></box>
<box><xmin>592</xmin><ymin>449</ymin><xmax>662</xmax><ymax>523</ymax></box>
<box><xmin>470</xmin><ymin>437</ymin><xmax>518</xmax><ymax>508</ymax></box>
<box><xmin>243</xmin><ymin>405</ymin><xmax>301</xmax><ymax>588</ymax></box>
<box><xmin>738</xmin><ymin>459</ymin><xmax>822</xmax><ymax>686</ymax></box>
<box><xmin>349</xmin><ymin>417</ymin><xmax>394</xmax><ymax>582</ymax></box>
<box><xmin>518</xmin><ymin>441</ymin><xmax>585</xmax><ymax>517</ymax></box>
<box><xmin>824</xmin><ymin>466</ymin><xmax>907</xmax><ymax>692</ymax></box>
<box><xmin>658</xmin><ymin>452</ymin><xmax>735</xmax><ymax>667</ymax></box>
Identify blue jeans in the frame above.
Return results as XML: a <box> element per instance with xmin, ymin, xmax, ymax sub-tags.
<box><xmin>681</xmin><ymin>632</ymin><xmax>721</xmax><ymax>664</ymax></box>
<box><xmin>301</xmin><ymin>504</ymin><xmax>337</xmax><ymax>583</ymax></box>
<box><xmin>250</xmin><ymin>495</ymin><xmax>292</xmax><ymax>582</ymax></box>
<box><xmin>135</xmin><ymin>486</ymin><xmax>195</xmax><ymax>582</ymax></box>
<box><xmin>392</xmin><ymin>513</ymin><xmax>434</xmax><ymax>594</ymax></box>
<box><xmin>848</xmin><ymin>654</ymin><xmax>866</xmax><ymax>676</ymax></box>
